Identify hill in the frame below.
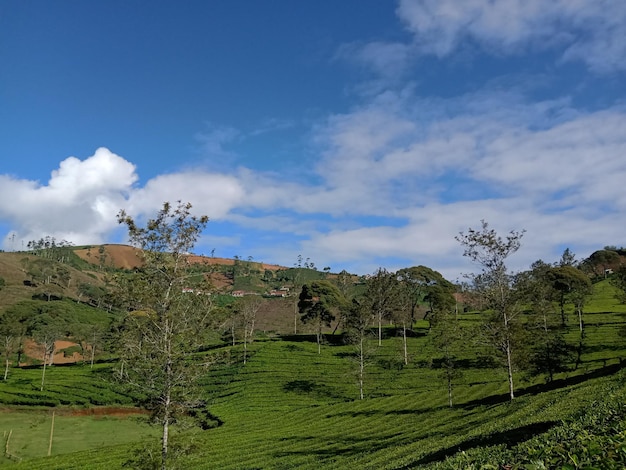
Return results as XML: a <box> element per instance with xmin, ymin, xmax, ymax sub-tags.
<box><xmin>0</xmin><ymin>247</ymin><xmax>335</xmax><ymax>363</ymax></box>
<box><xmin>0</xmin><ymin>251</ymin><xmax>106</xmax><ymax>310</ymax></box>
<box><xmin>73</xmin><ymin>244</ymin><xmax>286</xmax><ymax>272</ymax></box>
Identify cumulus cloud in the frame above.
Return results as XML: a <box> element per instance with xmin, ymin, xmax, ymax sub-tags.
<box><xmin>395</xmin><ymin>0</ymin><xmax>626</xmax><ymax>72</ymax></box>
<box><xmin>0</xmin><ymin>148</ymin><xmax>246</xmax><ymax>249</ymax></box>
<box><xmin>0</xmin><ymin>147</ymin><xmax>137</xmax><ymax>246</ymax></box>
<box><xmin>127</xmin><ymin>172</ymin><xmax>245</xmax><ymax>220</ymax></box>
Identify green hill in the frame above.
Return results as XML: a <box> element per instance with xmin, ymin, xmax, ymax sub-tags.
<box><xmin>1</xmin><ymin>248</ymin><xmax>626</xmax><ymax>468</ymax></box>
<box><xmin>1</xmin><ymin>280</ymin><xmax>625</xmax><ymax>467</ymax></box>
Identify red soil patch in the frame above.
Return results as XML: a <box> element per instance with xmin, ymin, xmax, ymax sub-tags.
<box><xmin>74</xmin><ymin>244</ymin><xmax>143</xmax><ymax>270</ymax></box>
<box><xmin>22</xmin><ymin>339</ymin><xmax>84</xmax><ymax>365</ymax></box>
<box><xmin>75</xmin><ymin>244</ymin><xmax>285</xmax><ymax>272</ymax></box>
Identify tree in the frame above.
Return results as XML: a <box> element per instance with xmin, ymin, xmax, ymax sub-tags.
<box><xmin>115</xmin><ymin>201</ymin><xmax>213</xmax><ymax>470</ymax></box>
<box><xmin>394</xmin><ymin>285</ymin><xmax>414</xmax><ymax>366</ymax></box>
<box><xmin>0</xmin><ymin>308</ymin><xmax>29</xmax><ymax>380</ymax></box>
<box><xmin>397</xmin><ymin>266</ymin><xmax>455</xmax><ymax>324</ymax></box>
<box><xmin>456</xmin><ymin>220</ymin><xmax>525</xmax><ymax>401</ymax></box>
<box><xmin>581</xmin><ymin>249</ymin><xmax>620</xmax><ymax>280</ymax></box>
<box><xmin>330</xmin><ymin>269</ymin><xmax>354</xmax><ymax>334</ymax></box>
<box><xmin>365</xmin><ymin>268</ymin><xmax>400</xmax><ymax>346</ymax></box>
<box><xmin>558</xmin><ymin>248</ymin><xmax>577</xmax><ymax>267</ymax></box>
<box><xmin>430</xmin><ymin>307</ymin><xmax>463</xmax><ymax>407</ymax></box>
<box><xmin>343</xmin><ymin>299</ymin><xmax>374</xmax><ymax>399</ymax></box>
<box><xmin>529</xmin><ymin>333</ymin><xmax>572</xmax><ymax>382</ymax></box>
<box><xmin>298</xmin><ymin>281</ymin><xmax>344</xmax><ymax>354</ymax></box>
<box><xmin>234</xmin><ymin>296</ymin><xmax>262</xmax><ymax>364</ymax></box>
<box><xmin>291</xmin><ymin>265</ymin><xmax>305</xmax><ymax>334</ymax></box>
<box><xmin>548</xmin><ymin>266</ymin><xmax>592</xmax><ymax>330</ymax></box>
<box><xmin>32</xmin><ymin>318</ymin><xmax>64</xmax><ymax>391</ymax></box>
<box><xmin>516</xmin><ymin>261</ymin><xmax>571</xmax><ymax>382</ymax></box>
<box><xmin>72</xmin><ymin>323</ymin><xmax>105</xmax><ymax>368</ymax></box>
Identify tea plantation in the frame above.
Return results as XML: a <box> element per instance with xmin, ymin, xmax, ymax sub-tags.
<box><xmin>2</xmin><ymin>281</ymin><xmax>626</xmax><ymax>468</ymax></box>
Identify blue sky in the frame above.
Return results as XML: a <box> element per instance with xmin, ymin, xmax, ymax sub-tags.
<box><xmin>1</xmin><ymin>0</ymin><xmax>625</xmax><ymax>278</ymax></box>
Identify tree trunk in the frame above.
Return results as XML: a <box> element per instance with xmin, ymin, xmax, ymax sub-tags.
<box><xmin>577</xmin><ymin>305</ymin><xmax>584</xmax><ymax>335</ymax></box>
<box><xmin>402</xmin><ymin>322</ymin><xmax>408</xmax><ymax>365</ymax></box>
<box><xmin>41</xmin><ymin>351</ymin><xmax>48</xmax><ymax>391</ymax></box>
<box><xmin>162</xmin><ymin>400</ymin><xmax>170</xmax><ymax>470</ymax></box>
<box><xmin>317</xmin><ymin>329</ymin><xmax>321</xmax><ymax>355</ymax></box>
<box><xmin>243</xmin><ymin>326</ymin><xmax>248</xmax><ymax>365</ymax></box>
<box><xmin>378</xmin><ymin>313</ymin><xmax>382</xmax><ymax>346</ymax></box>
<box><xmin>359</xmin><ymin>337</ymin><xmax>364</xmax><ymax>400</ymax></box>
<box><xmin>4</xmin><ymin>358</ymin><xmax>9</xmax><ymax>381</ymax></box>
<box><xmin>505</xmin><ymin>339</ymin><xmax>514</xmax><ymax>400</ymax></box>
<box><xmin>90</xmin><ymin>344</ymin><xmax>96</xmax><ymax>369</ymax></box>
<box><xmin>294</xmin><ymin>301</ymin><xmax>298</xmax><ymax>335</ymax></box>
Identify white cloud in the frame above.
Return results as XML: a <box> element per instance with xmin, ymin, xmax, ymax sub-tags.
<box><xmin>336</xmin><ymin>41</ymin><xmax>414</xmax><ymax>79</ymax></box>
<box><xmin>127</xmin><ymin>171</ymin><xmax>245</xmax><ymax>220</ymax></box>
<box><xmin>0</xmin><ymin>147</ymin><xmax>137</xmax><ymax>246</ymax></box>
<box><xmin>194</xmin><ymin>124</ymin><xmax>240</xmax><ymax>158</ymax></box>
<box><xmin>396</xmin><ymin>0</ymin><xmax>626</xmax><ymax>72</ymax></box>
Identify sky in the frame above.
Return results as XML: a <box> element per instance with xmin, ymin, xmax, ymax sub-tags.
<box><xmin>1</xmin><ymin>0</ymin><xmax>625</xmax><ymax>279</ymax></box>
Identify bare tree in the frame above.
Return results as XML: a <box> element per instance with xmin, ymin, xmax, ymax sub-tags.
<box><xmin>33</xmin><ymin>324</ymin><xmax>62</xmax><ymax>391</ymax></box>
<box><xmin>235</xmin><ymin>296</ymin><xmax>262</xmax><ymax>364</ymax></box>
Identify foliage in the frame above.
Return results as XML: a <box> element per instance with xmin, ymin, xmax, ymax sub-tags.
<box><xmin>342</xmin><ymin>298</ymin><xmax>376</xmax><ymax>399</ymax></box>
<box><xmin>298</xmin><ymin>280</ymin><xmax>345</xmax><ymax>353</ymax></box>
<box><xmin>430</xmin><ymin>308</ymin><xmax>464</xmax><ymax>407</ymax></box>
<box><xmin>365</xmin><ymin>267</ymin><xmax>401</xmax><ymax>346</ymax></box>
<box><xmin>457</xmin><ymin>220</ymin><xmax>525</xmax><ymax>400</ymax></box>
<box><xmin>432</xmin><ymin>374</ymin><xmax>626</xmax><ymax>469</ymax></box>
<box><xmin>547</xmin><ymin>265</ymin><xmax>592</xmax><ymax>328</ymax></box>
<box><xmin>397</xmin><ymin>265</ymin><xmax>455</xmax><ymax>322</ymax></box>
<box><xmin>115</xmin><ymin>201</ymin><xmax>213</xmax><ymax>470</ymax></box>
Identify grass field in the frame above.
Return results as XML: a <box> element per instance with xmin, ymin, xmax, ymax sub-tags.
<box><xmin>0</xmin><ymin>410</ymin><xmax>157</xmax><ymax>464</ymax></box>
<box><xmin>1</xmin><ymin>280</ymin><xmax>625</xmax><ymax>468</ymax></box>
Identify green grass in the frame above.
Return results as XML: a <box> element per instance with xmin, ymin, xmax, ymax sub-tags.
<box><xmin>586</xmin><ymin>279</ymin><xmax>626</xmax><ymax>313</ymax></box>
<box><xmin>0</xmin><ymin>363</ymin><xmax>137</xmax><ymax>408</ymax></box>
<box><xmin>2</xmin><ymin>281</ymin><xmax>626</xmax><ymax>469</ymax></box>
<box><xmin>0</xmin><ymin>410</ymin><xmax>158</xmax><ymax>463</ymax></box>
<box><xmin>12</xmin><ymin>339</ymin><xmax>624</xmax><ymax>469</ymax></box>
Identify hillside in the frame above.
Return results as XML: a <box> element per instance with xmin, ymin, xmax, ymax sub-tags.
<box><xmin>2</xmin><ymin>241</ymin><xmax>626</xmax><ymax>467</ymax></box>
<box><xmin>0</xmin><ymin>252</ymin><xmax>106</xmax><ymax>310</ymax></box>
<box><xmin>0</xmin><ymin>247</ymin><xmax>333</xmax><ymax>362</ymax></box>
<box><xmin>73</xmin><ymin>244</ymin><xmax>286</xmax><ymax>272</ymax></box>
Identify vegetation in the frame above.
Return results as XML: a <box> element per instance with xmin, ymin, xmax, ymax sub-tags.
<box><xmin>0</xmin><ymin>211</ymin><xmax>625</xmax><ymax>468</ymax></box>
<box><xmin>115</xmin><ymin>201</ymin><xmax>213</xmax><ymax>469</ymax></box>
<box><xmin>456</xmin><ymin>220</ymin><xmax>526</xmax><ymax>400</ymax></box>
